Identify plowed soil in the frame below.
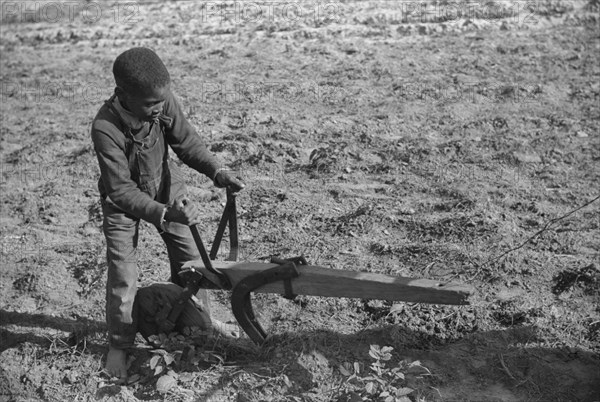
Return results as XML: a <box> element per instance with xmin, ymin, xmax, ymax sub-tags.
<box><xmin>1</xmin><ymin>1</ymin><xmax>599</xmax><ymax>401</ymax></box>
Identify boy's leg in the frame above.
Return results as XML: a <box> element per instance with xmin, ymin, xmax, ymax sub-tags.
<box><xmin>102</xmin><ymin>199</ymin><xmax>140</xmax><ymax>379</ymax></box>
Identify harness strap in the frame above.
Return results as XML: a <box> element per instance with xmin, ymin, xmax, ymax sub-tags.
<box><xmin>209</xmin><ymin>188</ymin><xmax>239</xmax><ymax>261</ymax></box>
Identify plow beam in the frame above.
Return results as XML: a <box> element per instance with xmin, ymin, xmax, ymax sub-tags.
<box><xmin>182</xmin><ymin>260</ymin><xmax>473</xmax><ymax>305</ymax></box>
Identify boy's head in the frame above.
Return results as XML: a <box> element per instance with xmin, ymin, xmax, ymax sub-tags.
<box><xmin>113</xmin><ymin>47</ymin><xmax>171</xmax><ymax>121</ymax></box>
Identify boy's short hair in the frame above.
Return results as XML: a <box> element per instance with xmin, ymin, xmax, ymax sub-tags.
<box><xmin>113</xmin><ymin>47</ymin><xmax>170</xmax><ymax>95</ymax></box>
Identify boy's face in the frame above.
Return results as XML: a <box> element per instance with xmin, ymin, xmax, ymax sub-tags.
<box><xmin>117</xmin><ymin>84</ymin><xmax>169</xmax><ymax>122</ymax></box>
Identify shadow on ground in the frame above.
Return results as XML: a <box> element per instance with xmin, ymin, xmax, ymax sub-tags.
<box><xmin>199</xmin><ymin>325</ymin><xmax>600</xmax><ymax>402</ymax></box>
<box><xmin>1</xmin><ymin>310</ymin><xmax>598</xmax><ymax>401</ymax></box>
<box><xmin>0</xmin><ymin>309</ymin><xmax>106</xmax><ymax>353</ymax></box>
<box><xmin>0</xmin><ymin>309</ymin><xmax>109</xmax><ymax>401</ymax></box>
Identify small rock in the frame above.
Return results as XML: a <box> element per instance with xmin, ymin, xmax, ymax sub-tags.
<box><xmin>576</xmin><ymin>131</ymin><xmax>589</xmax><ymax>138</ymax></box>
<box><xmin>367</xmin><ymin>300</ymin><xmax>384</xmax><ymax>309</ymax></box>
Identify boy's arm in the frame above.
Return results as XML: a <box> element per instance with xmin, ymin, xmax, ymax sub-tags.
<box><xmin>162</xmin><ymin>90</ymin><xmax>221</xmax><ymax>180</ymax></box>
<box><xmin>92</xmin><ymin>123</ymin><xmax>165</xmax><ymax>227</ymax></box>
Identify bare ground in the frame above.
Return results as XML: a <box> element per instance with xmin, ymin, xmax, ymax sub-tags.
<box><xmin>1</xmin><ymin>1</ymin><xmax>599</xmax><ymax>401</ymax></box>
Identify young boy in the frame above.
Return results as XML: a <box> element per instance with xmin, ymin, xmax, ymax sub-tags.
<box><xmin>91</xmin><ymin>47</ymin><xmax>244</xmax><ymax>381</ymax></box>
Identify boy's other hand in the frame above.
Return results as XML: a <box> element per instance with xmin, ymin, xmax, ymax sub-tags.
<box><xmin>164</xmin><ymin>196</ymin><xmax>201</xmax><ymax>226</ymax></box>
<box><xmin>215</xmin><ymin>170</ymin><xmax>245</xmax><ymax>193</ymax></box>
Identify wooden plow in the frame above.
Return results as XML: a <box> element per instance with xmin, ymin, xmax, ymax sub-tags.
<box><xmin>157</xmin><ymin>189</ymin><xmax>473</xmax><ymax>346</ymax></box>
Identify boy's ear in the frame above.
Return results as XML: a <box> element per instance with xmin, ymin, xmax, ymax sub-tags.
<box><xmin>115</xmin><ymin>86</ymin><xmax>125</xmax><ymax>98</ymax></box>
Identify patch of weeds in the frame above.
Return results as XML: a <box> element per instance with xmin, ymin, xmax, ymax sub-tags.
<box><xmin>433</xmin><ymin>198</ymin><xmax>475</xmax><ymax>212</ymax></box>
<box><xmin>388</xmin><ymin>304</ymin><xmax>479</xmax><ymax>344</ymax></box>
<box><xmin>526</xmin><ymin>230</ymin><xmax>581</xmax><ymax>254</ymax></box>
<box><xmin>491</xmin><ymin>309</ymin><xmax>540</xmax><ymax>327</ymax></box>
<box><xmin>363</xmin><ymin>162</ymin><xmax>395</xmax><ymax>174</ymax></box>
<box><xmin>230</xmin><ymin>370</ymin><xmax>295</xmax><ymax>401</ymax></box>
<box><xmin>142</xmin><ymin>328</ymin><xmax>224</xmax><ymax>394</ymax></box>
<box><xmin>361</xmin><ymin>300</ymin><xmax>393</xmax><ymax>322</ymax></box>
<box><xmin>510</xmin><ymin>201</ymin><xmax>539</xmax><ymax>213</ymax></box>
<box><xmin>12</xmin><ymin>272</ymin><xmax>39</xmax><ymax>292</ymax></box>
<box><xmin>552</xmin><ymin>264</ymin><xmax>600</xmax><ymax>295</ymax></box>
<box><xmin>585</xmin><ymin>318</ymin><xmax>600</xmax><ymax>343</ymax></box>
<box><xmin>370</xmin><ymin>242</ymin><xmax>396</xmax><ymax>256</ymax></box>
<box><xmin>315</xmin><ymin>204</ymin><xmax>375</xmax><ymax>236</ymax></box>
<box><xmin>535</xmin><ymin>0</ymin><xmax>574</xmax><ymax>16</ymax></box>
<box><xmin>87</xmin><ymin>200</ymin><xmax>103</xmax><ymax>223</ymax></box>
<box><xmin>245</xmin><ymin>149</ymin><xmax>279</xmax><ymax>165</ymax></box>
<box><xmin>13</xmin><ymin>245</ymin><xmax>51</xmax><ymax>266</ymax></box>
<box><xmin>585</xmin><ymin>0</ymin><xmax>600</xmax><ymax>11</ymax></box>
<box><xmin>15</xmin><ymin>336</ymin><xmax>104</xmax><ymax>400</ymax></box>
<box><xmin>307</xmin><ymin>144</ymin><xmax>350</xmax><ymax>175</ymax></box>
<box><xmin>66</xmin><ymin>244</ymin><xmax>105</xmax><ymax>296</ymax></box>
<box><xmin>432</xmin><ymin>186</ymin><xmax>477</xmax><ymax>212</ymax></box>
<box><xmin>336</xmin><ymin>345</ymin><xmax>426</xmax><ymax>402</ymax></box>
<box><xmin>13</xmin><ymin>194</ymin><xmax>40</xmax><ymax>224</ymax></box>
<box><xmin>406</xmin><ymin>213</ymin><xmax>497</xmax><ymax>242</ymax></box>
<box><xmin>369</xmin><ymin>242</ymin><xmax>478</xmax><ymax>278</ymax></box>
<box><xmin>490</xmin><ymin>300</ymin><xmax>544</xmax><ymax>327</ymax></box>
<box><xmin>210</xmin><ymin>139</ymin><xmax>248</xmax><ymax>155</ymax></box>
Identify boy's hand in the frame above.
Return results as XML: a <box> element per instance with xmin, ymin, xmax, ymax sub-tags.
<box><xmin>164</xmin><ymin>196</ymin><xmax>201</xmax><ymax>226</ymax></box>
<box><xmin>215</xmin><ymin>170</ymin><xmax>245</xmax><ymax>193</ymax></box>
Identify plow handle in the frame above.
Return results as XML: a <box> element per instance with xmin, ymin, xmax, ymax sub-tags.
<box><xmin>187</xmin><ymin>187</ymin><xmax>240</xmax><ymax>290</ymax></box>
<box><xmin>189</xmin><ymin>224</ymin><xmax>231</xmax><ymax>289</ymax></box>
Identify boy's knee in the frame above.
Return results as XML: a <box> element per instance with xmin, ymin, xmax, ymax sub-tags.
<box><xmin>107</xmin><ymin>250</ymin><xmax>138</xmax><ymax>264</ymax></box>
<box><xmin>106</xmin><ymin>240</ymin><xmax>139</xmax><ymax>261</ymax></box>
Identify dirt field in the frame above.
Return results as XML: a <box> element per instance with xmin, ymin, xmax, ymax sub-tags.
<box><xmin>1</xmin><ymin>0</ymin><xmax>599</xmax><ymax>401</ymax></box>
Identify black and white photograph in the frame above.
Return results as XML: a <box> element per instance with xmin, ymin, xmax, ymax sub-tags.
<box><xmin>0</xmin><ymin>1</ymin><xmax>599</xmax><ymax>400</ymax></box>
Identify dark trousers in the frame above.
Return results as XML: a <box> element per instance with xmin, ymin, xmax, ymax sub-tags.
<box><xmin>101</xmin><ymin>197</ymin><xmax>209</xmax><ymax>349</ymax></box>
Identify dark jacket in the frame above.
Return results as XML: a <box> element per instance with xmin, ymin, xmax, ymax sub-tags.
<box><xmin>91</xmin><ymin>90</ymin><xmax>220</xmax><ymax>227</ymax></box>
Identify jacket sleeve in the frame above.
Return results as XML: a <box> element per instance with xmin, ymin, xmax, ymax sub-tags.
<box><xmin>162</xmin><ymin>90</ymin><xmax>221</xmax><ymax>180</ymax></box>
<box><xmin>91</xmin><ymin>120</ymin><xmax>165</xmax><ymax>226</ymax></box>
